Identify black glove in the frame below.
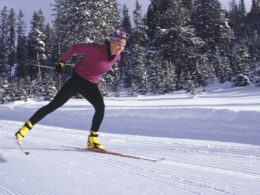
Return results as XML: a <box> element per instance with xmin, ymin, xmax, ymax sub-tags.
<box><xmin>55</xmin><ymin>59</ymin><xmax>65</xmax><ymax>73</ymax></box>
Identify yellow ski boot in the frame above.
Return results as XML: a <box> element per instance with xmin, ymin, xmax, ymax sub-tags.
<box><xmin>87</xmin><ymin>131</ymin><xmax>104</xmax><ymax>150</ymax></box>
<box><xmin>15</xmin><ymin>121</ymin><xmax>33</xmax><ymax>142</ymax></box>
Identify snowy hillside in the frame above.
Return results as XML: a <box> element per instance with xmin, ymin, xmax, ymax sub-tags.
<box><xmin>1</xmin><ymin>84</ymin><xmax>260</xmax><ymax>195</ymax></box>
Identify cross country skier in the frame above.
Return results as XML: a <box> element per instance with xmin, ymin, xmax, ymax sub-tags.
<box><xmin>15</xmin><ymin>30</ymin><xmax>127</xmax><ymax>150</ymax></box>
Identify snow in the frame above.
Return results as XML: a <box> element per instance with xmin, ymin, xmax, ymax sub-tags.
<box><xmin>0</xmin><ymin>83</ymin><xmax>260</xmax><ymax>195</ymax></box>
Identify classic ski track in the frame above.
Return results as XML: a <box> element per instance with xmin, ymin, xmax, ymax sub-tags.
<box><xmin>4</xmin><ymin>134</ymin><xmax>225</xmax><ymax>194</ymax></box>
<box><xmin>1</xmin><ymin>121</ymin><xmax>260</xmax><ymax>195</ymax></box>
<box><xmin>97</xmin><ymin>156</ymin><xmax>236</xmax><ymax>195</ymax></box>
<box><xmin>25</xmin><ymin>134</ymin><xmax>243</xmax><ymax>194</ymax></box>
<box><xmin>113</xmin><ymin>138</ymin><xmax>260</xmax><ymax>158</ymax></box>
<box><xmin>0</xmin><ymin>167</ymin><xmax>61</xmax><ymax>195</ymax></box>
<box><xmin>93</xmin><ymin>155</ymin><xmax>259</xmax><ymax>194</ymax></box>
<box><xmin>38</xmin><ymin>130</ymin><xmax>260</xmax><ymax>194</ymax></box>
<box><xmin>1</xmin><ymin>145</ymin><xmax>93</xmax><ymax>195</ymax></box>
<box><xmin>1</xmin><ymin>121</ymin><xmax>259</xmax><ymax>158</ymax></box>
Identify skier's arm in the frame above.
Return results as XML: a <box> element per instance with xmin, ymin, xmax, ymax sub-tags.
<box><xmin>60</xmin><ymin>43</ymin><xmax>88</xmax><ymax>62</ymax></box>
<box><xmin>55</xmin><ymin>43</ymin><xmax>89</xmax><ymax>73</ymax></box>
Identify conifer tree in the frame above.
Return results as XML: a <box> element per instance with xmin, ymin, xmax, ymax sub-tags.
<box><xmin>0</xmin><ymin>6</ymin><xmax>9</xmax><ymax>78</ymax></box>
<box><xmin>250</xmin><ymin>0</ymin><xmax>259</xmax><ymax>15</ymax></box>
<box><xmin>128</xmin><ymin>0</ymin><xmax>148</xmax><ymax>95</ymax></box>
<box><xmin>192</xmin><ymin>0</ymin><xmax>222</xmax><ymax>52</ymax></box>
<box><xmin>147</xmin><ymin>0</ymin><xmax>205</xmax><ymax>90</ymax></box>
<box><xmin>53</xmin><ymin>0</ymin><xmax>118</xmax><ymax>49</ymax></box>
<box><xmin>238</xmin><ymin>0</ymin><xmax>247</xmax><ymax>18</ymax></box>
<box><xmin>121</xmin><ymin>5</ymin><xmax>132</xmax><ymax>35</ymax></box>
<box><xmin>6</xmin><ymin>8</ymin><xmax>16</xmax><ymax>81</ymax></box>
<box><xmin>231</xmin><ymin>45</ymin><xmax>251</xmax><ymax>86</ymax></box>
<box><xmin>22</xmin><ymin>76</ymin><xmax>33</xmax><ymax>100</ymax></box>
<box><xmin>43</xmin><ymin>75</ymin><xmax>57</xmax><ymax>101</ymax></box>
<box><xmin>16</xmin><ymin>9</ymin><xmax>28</xmax><ymax>84</ymax></box>
<box><xmin>27</xmin><ymin>10</ymin><xmax>47</xmax><ymax>79</ymax></box>
<box><xmin>120</xmin><ymin>4</ymin><xmax>133</xmax><ymax>88</ymax></box>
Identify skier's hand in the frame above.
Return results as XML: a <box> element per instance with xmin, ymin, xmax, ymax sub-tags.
<box><xmin>55</xmin><ymin>59</ymin><xmax>65</xmax><ymax>73</ymax></box>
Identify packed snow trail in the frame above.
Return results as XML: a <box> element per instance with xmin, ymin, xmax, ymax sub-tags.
<box><xmin>1</xmin><ymin>120</ymin><xmax>260</xmax><ymax>195</ymax></box>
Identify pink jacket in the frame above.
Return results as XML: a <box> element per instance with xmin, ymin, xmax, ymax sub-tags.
<box><xmin>61</xmin><ymin>42</ymin><xmax>120</xmax><ymax>84</ymax></box>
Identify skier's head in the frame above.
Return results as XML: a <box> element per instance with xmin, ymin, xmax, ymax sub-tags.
<box><xmin>110</xmin><ymin>30</ymin><xmax>127</xmax><ymax>55</ymax></box>
<box><xmin>110</xmin><ymin>30</ymin><xmax>127</xmax><ymax>44</ymax></box>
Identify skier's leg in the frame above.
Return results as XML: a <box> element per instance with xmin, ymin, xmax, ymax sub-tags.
<box><xmin>80</xmin><ymin>84</ymin><xmax>105</xmax><ymax>131</ymax></box>
<box><xmin>80</xmin><ymin>83</ymin><xmax>105</xmax><ymax>150</ymax></box>
<box><xmin>29</xmin><ymin>77</ymin><xmax>79</xmax><ymax>124</ymax></box>
<box><xmin>15</xmin><ymin>75</ymin><xmax>80</xmax><ymax>141</ymax></box>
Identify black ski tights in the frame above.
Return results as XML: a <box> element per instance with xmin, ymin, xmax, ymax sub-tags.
<box><xmin>29</xmin><ymin>73</ymin><xmax>105</xmax><ymax>131</ymax></box>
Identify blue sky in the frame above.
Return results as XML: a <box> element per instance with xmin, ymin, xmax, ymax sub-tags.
<box><xmin>0</xmin><ymin>0</ymin><xmax>252</xmax><ymax>27</ymax></box>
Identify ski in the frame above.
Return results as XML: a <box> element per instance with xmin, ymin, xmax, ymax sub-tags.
<box><xmin>88</xmin><ymin>148</ymin><xmax>164</xmax><ymax>162</ymax></box>
<box><xmin>15</xmin><ymin>140</ymin><xmax>30</xmax><ymax>155</ymax></box>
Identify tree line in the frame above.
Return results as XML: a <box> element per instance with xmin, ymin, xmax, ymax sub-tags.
<box><xmin>0</xmin><ymin>0</ymin><xmax>260</xmax><ymax>102</ymax></box>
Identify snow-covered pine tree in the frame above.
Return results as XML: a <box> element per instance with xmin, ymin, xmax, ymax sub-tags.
<box><xmin>0</xmin><ymin>78</ymin><xmax>5</xmax><ymax>103</ymax></box>
<box><xmin>6</xmin><ymin>8</ymin><xmax>16</xmax><ymax>82</ymax></box>
<box><xmin>253</xmin><ymin>65</ymin><xmax>260</xmax><ymax>86</ymax></box>
<box><xmin>0</xmin><ymin>79</ymin><xmax>10</xmax><ymax>103</ymax></box>
<box><xmin>229</xmin><ymin>0</ymin><xmax>240</xmax><ymax>38</ymax></box>
<box><xmin>98</xmin><ymin>77</ymin><xmax>109</xmax><ymax>97</ymax></box>
<box><xmin>0</xmin><ymin>79</ymin><xmax>19</xmax><ymax>103</ymax></box>
<box><xmin>120</xmin><ymin>4</ymin><xmax>133</xmax><ymax>88</ymax></box>
<box><xmin>0</xmin><ymin>38</ymin><xmax>7</xmax><ymax>78</ymax></box>
<box><xmin>147</xmin><ymin>51</ymin><xmax>164</xmax><ymax>94</ymax></box>
<box><xmin>43</xmin><ymin>75</ymin><xmax>57</xmax><ymax>101</ymax></box>
<box><xmin>217</xmin><ymin>10</ymin><xmax>235</xmax><ymax>83</ymax></box>
<box><xmin>186</xmin><ymin>71</ymin><xmax>196</xmax><ymax>97</ymax></box>
<box><xmin>192</xmin><ymin>0</ymin><xmax>222</xmax><ymax>52</ymax></box>
<box><xmin>237</xmin><ymin>0</ymin><xmax>247</xmax><ymax>38</ymax></box>
<box><xmin>246</xmin><ymin>1</ymin><xmax>260</xmax><ymax>62</ymax></box>
<box><xmin>0</xmin><ymin>6</ymin><xmax>9</xmax><ymax>78</ymax></box>
<box><xmin>84</xmin><ymin>0</ymin><xmax>118</xmax><ymax>43</ymax></box>
<box><xmin>147</xmin><ymin>0</ymin><xmax>205</xmax><ymax>91</ymax></box>
<box><xmin>22</xmin><ymin>76</ymin><xmax>33</xmax><ymax>101</ymax></box>
<box><xmin>194</xmin><ymin>57</ymin><xmax>215</xmax><ymax>88</ymax></box>
<box><xmin>53</xmin><ymin>0</ymin><xmax>84</xmax><ymax>48</ymax></box>
<box><xmin>250</xmin><ymin>0</ymin><xmax>258</xmax><ymax>15</ymax></box>
<box><xmin>231</xmin><ymin>45</ymin><xmax>251</xmax><ymax>86</ymax></box>
<box><xmin>218</xmin><ymin>52</ymin><xmax>232</xmax><ymax>83</ymax></box>
<box><xmin>107</xmin><ymin>63</ymin><xmax>120</xmax><ymax>97</ymax></box>
<box><xmin>163</xmin><ymin>60</ymin><xmax>177</xmax><ymax>93</ymax></box>
<box><xmin>31</xmin><ymin>74</ymin><xmax>44</xmax><ymax>100</ymax></box>
<box><xmin>53</xmin><ymin>0</ymin><xmax>118</xmax><ymax>49</ymax></box>
<box><xmin>16</xmin><ymin>9</ymin><xmax>28</xmax><ymax>86</ymax></box>
<box><xmin>121</xmin><ymin>4</ymin><xmax>132</xmax><ymax>35</ymax></box>
<box><xmin>127</xmin><ymin>0</ymin><xmax>148</xmax><ymax>95</ymax></box>
<box><xmin>229</xmin><ymin>0</ymin><xmax>248</xmax><ymax>39</ymax></box>
<box><xmin>43</xmin><ymin>23</ymin><xmax>55</xmax><ymax>68</ymax></box>
<box><xmin>183</xmin><ymin>0</ymin><xmax>193</xmax><ymax>11</ymax></box>
<box><xmin>27</xmin><ymin>10</ymin><xmax>47</xmax><ymax>79</ymax></box>
<box><xmin>238</xmin><ymin>0</ymin><xmax>247</xmax><ymax>18</ymax></box>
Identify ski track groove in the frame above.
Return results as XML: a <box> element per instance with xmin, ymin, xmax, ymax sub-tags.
<box><xmin>0</xmin><ymin>138</ymin><xmax>90</xmax><ymax>194</ymax></box>
<box><xmin>96</xmin><ymin>155</ymin><xmax>236</xmax><ymax>195</ymax></box>
<box><xmin>122</xmin><ymin>139</ymin><xmax>260</xmax><ymax>158</ymax></box>
<box><xmin>161</xmin><ymin>158</ymin><xmax>260</xmax><ymax>181</ymax></box>
<box><xmin>1</xmin><ymin>166</ymin><xmax>60</xmax><ymax>195</ymax></box>
<box><xmin>12</xmin><ymin>151</ymin><xmax>92</xmax><ymax>195</ymax></box>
